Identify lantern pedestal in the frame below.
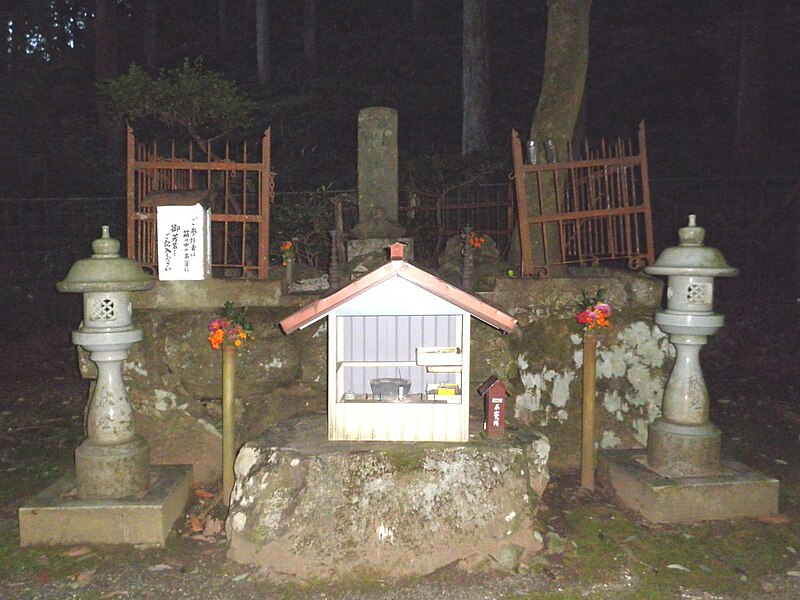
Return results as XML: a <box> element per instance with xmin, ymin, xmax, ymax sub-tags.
<box><xmin>72</xmin><ymin>329</ymin><xmax>151</xmax><ymax>499</ymax></box>
<box><xmin>75</xmin><ymin>436</ymin><xmax>151</xmax><ymax>499</ymax></box>
<box><xmin>644</xmin><ymin>327</ymin><xmax>722</xmax><ymax>479</ymax></box>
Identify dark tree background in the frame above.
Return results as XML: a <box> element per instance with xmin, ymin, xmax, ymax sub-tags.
<box><xmin>1</xmin><ymin>0</ymin><xmax>798</xmax><ymax>198</ymax></box>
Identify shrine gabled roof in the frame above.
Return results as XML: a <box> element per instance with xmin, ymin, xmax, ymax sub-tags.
<box><xmin>279</xmin><ymin>243</ymin><xmax>517</xmax><ymax>334</ymax></box>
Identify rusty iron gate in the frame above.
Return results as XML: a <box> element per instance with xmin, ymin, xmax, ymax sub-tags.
<box><xmin>126</xmin><ymin>127</ymin><xmax>274</xmax><ymax>279</ymax></box>
<box><xmin>511</xmin><ymin>122</ymin><xmax>655</xmax><ymax>276</ymax></box>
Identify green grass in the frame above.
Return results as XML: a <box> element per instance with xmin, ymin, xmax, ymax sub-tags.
<box><xmin>519</xmin><ymin>495</ymin><xmax>800</xmax><ymax>599</ymax></box>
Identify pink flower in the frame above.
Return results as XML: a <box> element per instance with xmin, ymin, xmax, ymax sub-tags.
<box><xmin>576</xmin><ymin>310</ymin><xmax>594</xmax><ymax>325</ymax></box>
<box><xmin>593</xmin><ymin>303</ymin><xmax>611</xmax><ymax>317</ymax></box>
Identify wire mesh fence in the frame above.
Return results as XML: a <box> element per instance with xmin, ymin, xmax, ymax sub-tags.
<box><xmin>0</xmin><ymin>197</ymin><xmax>126</xmax><ymax>284</ymax></box>
<box><xmin>2</xmin><ymin>177</ymin><xmax>796</xmax><ymax>287</ymax></box>
<box><xmin>649</xmin><ymin>176</ymin><xmax>798</xmax><ymax>277</ymax></box>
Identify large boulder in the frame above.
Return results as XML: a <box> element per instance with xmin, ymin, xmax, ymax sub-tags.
<box><xmin>226</xmin><ymin>416</ymin><xmax>550</xmax><ymax>581</ymax></box>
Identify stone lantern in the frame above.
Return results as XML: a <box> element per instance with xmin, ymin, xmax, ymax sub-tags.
<box><xmin>18</xmin><ymin>227</ymin><xmax>191</xmax><ymax>546</ymax></box>
<box><xmin>56</xmin><ymin>226</ymin><xmax>155</xmax><ymax>499</ymax></box>
<box><xmin>598</xmin><ymin>215</ymin><xmax>779</xmax><ymax>523</ymax></box>
<box><xmin>643</xmin><ymin>214</ymin><xmax>737</xmax><ymax>477</ymax></box>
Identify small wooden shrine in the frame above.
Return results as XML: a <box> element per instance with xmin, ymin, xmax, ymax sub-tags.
<box><xmin>279</xmin><ymin>243</ymin><xmax>517</xmax><ymax>442</ymax></box>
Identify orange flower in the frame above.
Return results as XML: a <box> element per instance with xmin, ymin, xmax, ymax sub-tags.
<box><xmin>207</xmin><ymin>302</ymin><xmax>254</xmax><ymax>350</ymax></box>
<box><xmin>467</xmin><ymin>231</ymin><xmax>485</xmax><ymax>249</ymax></box>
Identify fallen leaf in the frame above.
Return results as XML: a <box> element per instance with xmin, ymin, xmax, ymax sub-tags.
<box><xmin>697</xmin><ymin>564</ymin><xmax>712</xmax><ymax>573</ymax></box>
<box><xmin>232</xmin><ymin>573</ymin><xmax>249</xmax><ymax>582</ymax></box>
<box><xmin>63</xmin><ymin>546</ymin><xmax>92</xmax><ymax>558</ymax></box>
<box><xmin>69</xmin><ymin>568</ymin><xmax>96</xmax><ymax>589</ymax></box>
<box><xmin>37</xmin><ymin>569</ymin><xmax>50</xmax><ymax>584</ymax></box>
<box><xmin>147</xmin><ymin>564</ymin><xmax>173</xmax><ymax>572</ymax></box>
<box><xmin>193</xmin><ymin>488</ymin><xmax>215</xmax><ymax>499</ymax></box>
<box><xmin>774</xmin><ymin>459</ymin><xmax>788</xmax><ymax>465</ymax></box>
<box><xmin>667</xmin><ymin>564</ymin><xmax>691</xmax><ymax>572</ymax></box>
<box><xmin>787</xmin><ymin>570</ymin><xmax>800</xmax><ymax>577</ymax></box>
<box><xmin>189</xmin><ymin>515</ymin><xmax>203</xmax><ymax>532</ymax></box>
<box><xmin>204</xmin><ymin>517</ymin><xmax>223</xmax><ymax>536</ymax></box>
<box><xmin>787</xmin><ymin>546</ymin><xmax>797</xmax><ymax>554</ymax></box>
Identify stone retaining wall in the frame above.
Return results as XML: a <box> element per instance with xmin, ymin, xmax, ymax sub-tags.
<box><xmin>78</xmin><ymin>271</ymin><xmax>671</xmax><ymax>482</ymax></box>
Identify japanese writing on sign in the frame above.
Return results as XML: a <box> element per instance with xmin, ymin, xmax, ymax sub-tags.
<box><xmin>162</xmin><ymin>217</ymin><xmax>199</xmax><ymax>274</ymax></box>
<box><xmin>162</xmin><ymin>223</ymin><xmax>181</xmax><ymax>272</ymax></box>
<box><xmin>492</xmin><ymin>400</ymin><xmax>502</xmax><ymax>427</ymax></box>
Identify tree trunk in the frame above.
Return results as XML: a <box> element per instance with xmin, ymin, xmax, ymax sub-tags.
<box><xmin>143</xmin><ymin>0</ymin><xmax>158</xmax><ymax>74</ymax></box>
<box><xmin>461</xmin><ymin>0</ymin><xmax>490</xmax><ymax>155</ymax></box>
<box><xmin>95</xmin><ymin>0</ymin><xmax>121</xmax><ymax>157</ymax></box>
<box><xmin>95</xmin><ymin>1</ymin><xmax>117</xmax><ymax>84</ymax></box>
<box><xmin>217</xmin><ymin>0</ymin><xmax>228</xmax><ymax>50</ymax></box>
<box><xmin>256</xmin><ymin>0</ymin><xmax>270</xmax><ymax>89</ymax></box>
<box><xmin>509</xmin><ymin>0</ymin><xmax>592</xmax><ymax>271</ymax></box>
<box><xmin>732</xmin><ymin>0</ymin><xmax>764</xmax><ymax>173</ymax></box>
<box><xmin>412</xmin><ymin>0</ymin><xmax>428</xmax><ymax>48</ymax></box>
<box><xmin>303</xmin><ymin>0</ymin><xmax>317</xmax><ymax>72</ymax></box>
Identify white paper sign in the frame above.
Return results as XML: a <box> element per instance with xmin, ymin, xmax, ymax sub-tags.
<box><xmin>156</xmin><ymin>204</ymin><xmax>210</xmax><ymax>280</ymax></box>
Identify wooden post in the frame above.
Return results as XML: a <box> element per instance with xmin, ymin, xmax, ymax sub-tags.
<box><xmin>222</xmin><ymin>345</ymin><xmax>236</xmax><ymax>505</ymax></box>
<box><xmin>581</xmin><ymin>333</ymin><xmax>597</xmax><ymax>490</ymax></box>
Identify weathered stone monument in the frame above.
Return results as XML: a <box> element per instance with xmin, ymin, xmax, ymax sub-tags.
<box><xmin>599</xmin><ymin>216</ymin><xmax>779</xmax><ymax>522</ymax></box>
<box><xmin>346</xmin><ymin>107</ymin><xmax>412</xmax><ymax>273</ymax></box>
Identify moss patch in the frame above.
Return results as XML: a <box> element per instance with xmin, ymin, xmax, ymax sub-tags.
<box><xmin>554</xmin><ymin>502</ymin><xmax>800</xmax><ymax>598</ymax></box>
<box><xmin>383</xmin><ymin>448</ymin><xmax>428</xmax><ymax>474</ymax></box>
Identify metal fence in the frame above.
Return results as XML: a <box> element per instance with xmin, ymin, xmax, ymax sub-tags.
<box><xmin>511</xmin><ymin>123</ymin><xmax>655</xmax><ymax>276</ymax></box>
<box><xmin>270</xmin><ymin>184</ymin><xmax>513</xmax><ymax>265</ymax></box>
<box><xmin>2</xmin><ymin>176</ymin><xmax>797</xmax><ymax>286</ymax></box>
<box><xmin>0</xmin><ymin>196</ymin><xmax>126</xmax><ymax>284</ymax></box>
<box><xmin>127</xmin><ymin>127</ymin><xmax>275</xmax><ymax>279</ymax></box>
<box><xmin>649</xmin><ymin>176</ymin><xmax>798</xmax><ymax>276</ymax></box>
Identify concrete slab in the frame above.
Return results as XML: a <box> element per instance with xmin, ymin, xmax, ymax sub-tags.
<box><xmin>18</xmin><ymin>464</ymin><xmax>192</xmax><ymax>547</ymax></box>
<box><xmin>598</xmin><ymin>448</ymin><xmax>780</xmax><ymax>523</ymax></box>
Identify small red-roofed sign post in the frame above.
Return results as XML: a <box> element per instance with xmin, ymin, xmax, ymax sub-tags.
<box><xmin>479</xmin><ymin>376</ymin><xmax>509</xmax><ymax>439</ymax></box>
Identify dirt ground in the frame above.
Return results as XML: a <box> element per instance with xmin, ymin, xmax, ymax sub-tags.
<box><xmin>2</xmin><ymin>275</ymin><xmax>800</xmax><ymax>599</ymax></box>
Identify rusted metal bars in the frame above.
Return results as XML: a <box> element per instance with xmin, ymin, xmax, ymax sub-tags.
<box><xmin>511</xmin><ymin>121</ymin><xmax>655</xmax><ymax>275</ymax></box>
<box><xmin>126</xmin><ymin>128</ymin><xmax>274</xmax><ymax>279</ymax></box>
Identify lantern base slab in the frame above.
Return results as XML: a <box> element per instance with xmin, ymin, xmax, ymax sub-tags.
<box><xmin>598</xmin><ymin>448</ymin><xmax>779</xmax><ymax>523</ymax></box>
<box><xmin>18</xmin><ymin>464</ymin><xmax>192</xmax><ymax>547</ymax></box>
